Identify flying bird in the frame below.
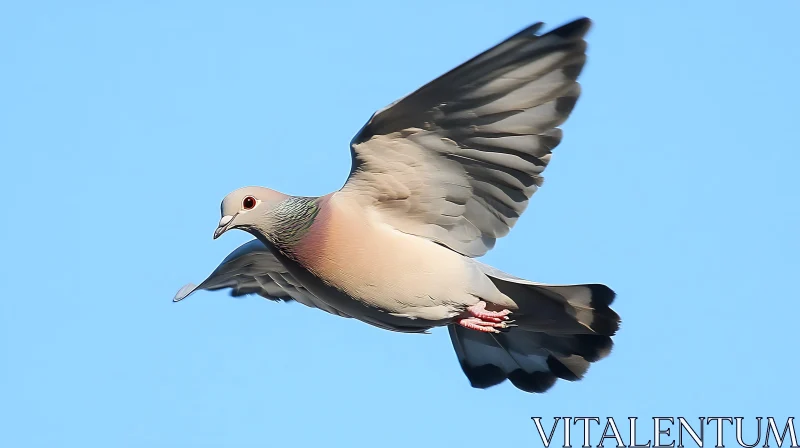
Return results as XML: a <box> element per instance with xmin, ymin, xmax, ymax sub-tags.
<box><xmin>175</xmin><ymin>17</ymin><xmax>620</xmax><ymax>394</ymax></box>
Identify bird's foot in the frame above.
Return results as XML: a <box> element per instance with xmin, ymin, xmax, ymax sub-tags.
<box><xmin>455</xmin><ymin>301</ymin><xmax>514</xmax><ymax>333</ymax></box>
<box><xmin>456</xmin><ymin>317</ymin><xmax>515</xmax><ymax>333</ymax></box>
<box><xmin>466</xmin><ymin>301</ymin><xmax>511</xmax><ymax>323</ymax></box>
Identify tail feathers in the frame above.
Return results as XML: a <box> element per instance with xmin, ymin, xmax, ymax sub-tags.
<box><xmin>502</xmin><ymin>282</ymin><xmax>620</xmax><ymax>336</ymax></box>
<box><xmin>477</xmin><ymin>261</ymin><xmax>620</xmax><ymax>336</ymax></box>
<box><xmin>450</xmin><ymin>262</ymin><xmax>620</xmax><ymax>393</ymax></box>
<box><xmin>449</xmin><ymin>325</ymin><xmax>609</xmax><ymax>393</ymax></box>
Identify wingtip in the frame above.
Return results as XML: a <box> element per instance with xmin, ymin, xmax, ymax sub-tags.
<box><xmin>514</xmin><ymin>16</ymin><xmax>592</xmax><ymax>40</ymax></box>
<box><xmin>516</xmin><ymin>21</ymin><xmax>545</xmax><ymax>38</ymax></box>
<box><xmin>548</xmin><ymin>17</ymin><xmax>593</xmax><ymax>39</ymax></box>
<box><xmin>173</xmin><ymin>283</ymin><xmax>198</xmax><ymax>302</ymax></box>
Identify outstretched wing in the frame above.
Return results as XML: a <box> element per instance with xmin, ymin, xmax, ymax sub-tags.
<box><xmin>340</xmin><ymin>18</ymin><xmax>590</xmax><ymax>257</ymax></box>
<box><xmin>173</xmin><ymin>239</ymin><xmax>351</xmax><ymax>318</ymax></box>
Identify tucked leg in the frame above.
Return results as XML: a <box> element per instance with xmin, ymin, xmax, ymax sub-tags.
<box><xmin>456</xmin><ymin>301</ymin><xmax>515</xmax><ymax>333</ymax></box>
<box><xmin>467</xmin><ymin>301</ymin><xmax>511</xmax><ymax>322</ymax></box>
<box><xmin>456</xmin><ymin>317</ymin><xmax>511</xmax><ymax>333</ymax></box>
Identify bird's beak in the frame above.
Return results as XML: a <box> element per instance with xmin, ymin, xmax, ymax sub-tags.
<box><xmin>213</xmin><ymin>215</ymin><xmax>235</xmax><ymax>239</ymax></box>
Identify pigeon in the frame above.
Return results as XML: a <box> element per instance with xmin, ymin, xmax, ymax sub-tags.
<box><xmin>176</xmin><ymin>17</ymin><xmax>620</xmax><ymax>394</ymax></box>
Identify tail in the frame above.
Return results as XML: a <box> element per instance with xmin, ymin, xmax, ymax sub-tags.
<box><xmin>449</xmin><ymin>262</ymin><xmax>620</xmax><ymax>393</ymax></box>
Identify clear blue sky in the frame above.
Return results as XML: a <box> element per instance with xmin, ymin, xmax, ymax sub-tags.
<box><xmin>2</xmin><ymin>1</ymin><xmax>799</xmax><ymax>447</ymax></box>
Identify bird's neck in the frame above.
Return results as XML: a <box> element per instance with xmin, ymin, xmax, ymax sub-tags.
<box><xmin>258</xmin><ymin>196</ymin><xmax>324</xmax><ymax>259</ymax></box>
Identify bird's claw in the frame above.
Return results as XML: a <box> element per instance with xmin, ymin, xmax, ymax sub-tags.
<box><xmin>466</xmin><ymin>301</ymin><xmax>512</xmax><ymax>323</ymax></box>
<box><xmin>456</xmin><ymin>317</ymin><xmax>514</xmax><ymax>334</ymax></box>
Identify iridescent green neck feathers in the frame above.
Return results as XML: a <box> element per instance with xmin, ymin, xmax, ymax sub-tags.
<box><xmin>261</xmin><ymin>196</ymin><xmax>322</xmax><ymax>253</ymax></box>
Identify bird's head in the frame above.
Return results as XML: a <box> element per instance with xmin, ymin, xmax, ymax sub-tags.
<box><xmin>213</xmin><ymin>186</ymin><xmax>288</xmax><ymax>239</ymax></box>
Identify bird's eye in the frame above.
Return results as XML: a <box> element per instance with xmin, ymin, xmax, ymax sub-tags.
<box><xmin>242</xmin><ymin>196</ymin><xmax>256</xmax><ymax>210</ymax></box>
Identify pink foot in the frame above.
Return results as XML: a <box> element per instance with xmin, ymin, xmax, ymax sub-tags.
<box><xmin>456</xmin><ymin>301</ymin><xmax>515</xmax><ymax>333</ymax></box>
<box><xmin>467</xmin><ymin>301</ymin><xmax>511</xmax><ymax>323</ymax></box>
<box><xmin>457</xmin><ymin>317</ymin><xmax>509</xmax><ymax>333</ymax></box>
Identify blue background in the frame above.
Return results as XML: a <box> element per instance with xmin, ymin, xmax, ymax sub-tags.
<box><xmin>2</xmin><ymin>1</ymin><xmax>798</xmax><ymax>446</ymax></box>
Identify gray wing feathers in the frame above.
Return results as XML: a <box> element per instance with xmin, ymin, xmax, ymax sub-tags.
<box><xmin>173</xmin><ymin>240</ymin><xmax>350</xmax><ymax>318</ymax></box>
<box><xmin>344</xmin><ymin>18</ymin><xmax>591</xmax><ymax>257</ymax></box>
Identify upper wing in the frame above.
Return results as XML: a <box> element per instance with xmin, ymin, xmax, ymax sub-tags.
<box><xmin>173</xmin><ymin>239</ymin><xmax>351</xmax><ymax>318</ymax></box>
<box><xmin>340</xmin><ymin>18</ymin><xmax>590</xmax><ymax>257</ymax></box>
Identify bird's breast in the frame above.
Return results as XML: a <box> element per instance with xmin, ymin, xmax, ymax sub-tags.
<box><xmin>291</xmin><ymin>193</ymin><xmax>474</xmax><ymax>316</ymax></box>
